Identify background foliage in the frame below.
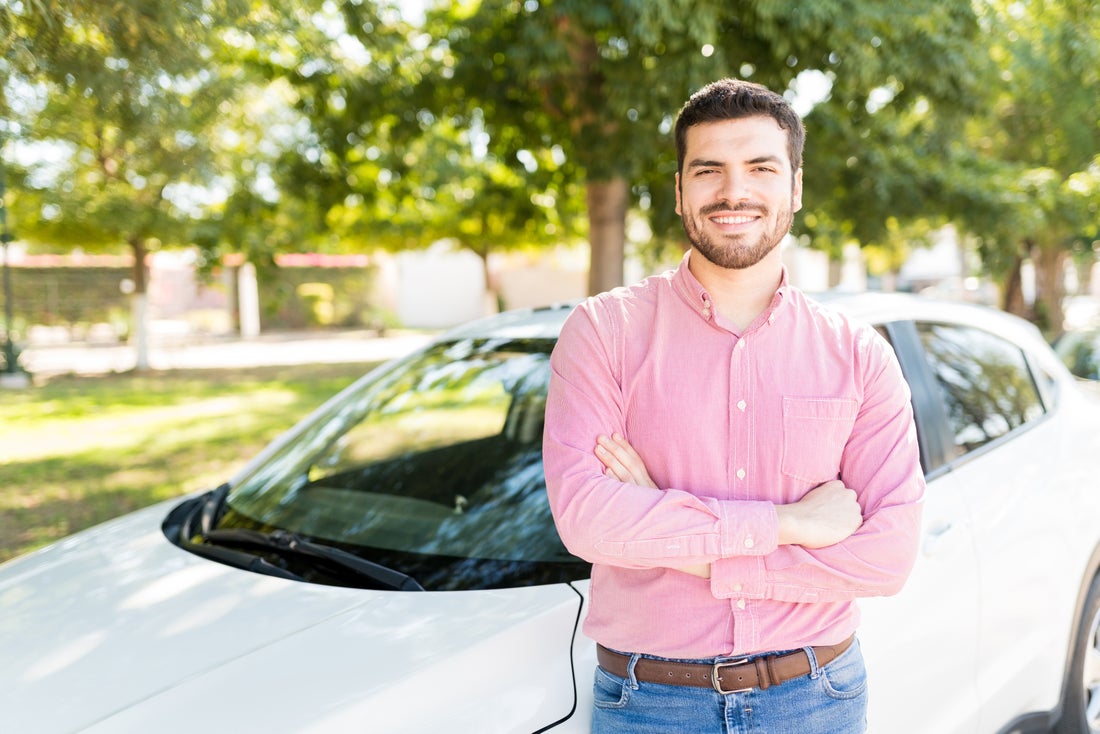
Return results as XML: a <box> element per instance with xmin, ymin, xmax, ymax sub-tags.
<box><xmin>2</xmin><ymin>0</ymin><xmax>1098</xmax><ymax>332</ymax></box>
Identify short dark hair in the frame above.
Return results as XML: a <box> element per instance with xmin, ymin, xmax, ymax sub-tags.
<box><xmin>674</xmin><ymin>79</ymin><xmax>805</xmax><ymax>177</ymax></box>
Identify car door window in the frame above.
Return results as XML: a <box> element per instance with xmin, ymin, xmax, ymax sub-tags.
<box><xmin>916</xmin><ymin>323</ymin><xmax>1044</xmax><ymax>459</ymax></box>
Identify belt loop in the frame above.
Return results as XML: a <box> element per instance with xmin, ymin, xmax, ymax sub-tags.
<box><xmin>804</xmin><ymin>645</ymin><xmax>822</xmax><ymax>679</ymax></box>
<box><xmin>625</xmin><ymin>652</ymin><xmax>642</xmax><ymax>690</ymax></box>
<box><xmin>754</xmin><ymin>657</ymin><xmax>771</xmax><ymax>690</ymax></box>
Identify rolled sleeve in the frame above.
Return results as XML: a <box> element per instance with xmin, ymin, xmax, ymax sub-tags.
<box><xmin>584</xmin><ymin>498</ymin><xmax>778</xmax><ymax>565</ymax></box>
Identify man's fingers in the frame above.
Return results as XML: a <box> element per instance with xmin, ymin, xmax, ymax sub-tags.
<box><xmin>595</xmin><ymin>440</ymin><xmax>630</xmax><ymax>480</ymax></box>
<box><xmin>595</xmin><ymin>433</ymin><xmax>657</xmax><ymax>488</ymax></box>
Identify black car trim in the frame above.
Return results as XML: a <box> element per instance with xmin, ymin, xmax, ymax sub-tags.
<box><xmin>530</xmin><ymin>582</ymin><xmax>586</xmax><ymax>734</ymax></box>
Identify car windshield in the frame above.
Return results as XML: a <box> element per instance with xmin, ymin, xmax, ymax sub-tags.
<box><xmin>217</xmin><ymin>336</ymin><xmax>588</xmax><ymax>590</ymax></box>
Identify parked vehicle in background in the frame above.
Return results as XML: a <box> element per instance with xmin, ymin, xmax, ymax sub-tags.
<box><xmin>2</xmin><ymin>292</ymin><xmax>1100</xmax><ymax>733</ymax></box>
<box><xmin>1054</xmin><ymin>325</ymin><xmax>1100</xmax><ymax>381</ymax></box>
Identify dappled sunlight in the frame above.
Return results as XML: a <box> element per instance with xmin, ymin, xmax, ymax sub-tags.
<box><xmin>245</xmin><ymin>575</ymin><xmax>301</xmax><ymax>600</ymax></box>
<box><xmin>120</xmin><ymin>564</ymin><xmax>226</xmax><ymax>611</ymax></box>
<box><xmin>5</xmin><ymin>489</ymin><xmax>50</xmax><ymax>510</ymax></box>
<box><xmin>0</xmin><ymin>390</ymin><xmax>300</xmax><ymax>463</ymax></box>
<box><xmin>22</xmin><ymin>631</ymin><xmax>107</xmax><ymax>683</ymax></box>
<box><xmin>159</xmin><ymin>595</ymin><xmax>241</xmax><ymax>636</ymax></box>
<box><xmin>105</xmin><ymin>465</ymin><xmax>191</xmax><ymax>492</ymax></box>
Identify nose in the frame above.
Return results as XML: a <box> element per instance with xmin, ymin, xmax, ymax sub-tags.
<box><xmin>717</xmin><ymin>171</ymin><xmax>751</xmax><ymax>203</ymax></box>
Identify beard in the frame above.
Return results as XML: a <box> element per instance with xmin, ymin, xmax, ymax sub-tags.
<box><xmin>682</xmin><ymin>199</ymin><xmax>795</xmax><ymax>270</ymax></box>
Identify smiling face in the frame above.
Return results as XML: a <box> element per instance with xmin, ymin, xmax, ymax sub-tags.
<box><xmin>675</xmin><ymin>116</ymin><xmax>803</xmax><ymax>271</ymax></box>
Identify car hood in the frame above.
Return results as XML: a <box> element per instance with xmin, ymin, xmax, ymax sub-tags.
<box><xmin>0</xmin><ymin>500</ymin><xmax>585</xmax><ymax>733</ymax></box>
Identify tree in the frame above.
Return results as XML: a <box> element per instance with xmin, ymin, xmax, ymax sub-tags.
<box><xmin>2</xmin><ymin>0</ymin><xmax>248</xmax><ymax>368</ymax></box>
<box><xmin>955</xmin><ymin>0</ymin><xmax>1100</xmax><ymax>331</ymax></box>
<box><xmin>423</xmin><ymin>0</ymin><xmax>985</xmax><ymax>295</ymax></box>
<box><xmin>10</xmin><ymin>0</ymin><xmax>1091</xmax><ymax>338</ymax></box>
<box><xmin>223</xmin><ymin>0</ymin><xmax>586</xmax><ymax>309</ymax></box>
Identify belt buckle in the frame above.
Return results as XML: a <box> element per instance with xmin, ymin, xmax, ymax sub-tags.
<box><xmin>711</xmin><ymin>658</ymin><xmax>753</xmax><ymax>694</ymax></box>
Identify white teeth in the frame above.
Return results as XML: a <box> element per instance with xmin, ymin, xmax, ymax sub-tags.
<box><xmin>713</xmin><ymin>215</ymin><xmax>756</xmax><ymax>225</ymax></box>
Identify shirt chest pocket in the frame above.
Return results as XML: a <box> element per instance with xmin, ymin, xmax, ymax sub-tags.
<box><xmin>780</xmin><ymin>397</ymin><xmax>859</xmax><ymax>484</ymax></box>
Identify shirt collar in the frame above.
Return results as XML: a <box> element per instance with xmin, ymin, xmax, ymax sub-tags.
<box><xmin>672</xmin><ymin>250</ymin><xmax>793</xmax><ymax>328</ymax></box>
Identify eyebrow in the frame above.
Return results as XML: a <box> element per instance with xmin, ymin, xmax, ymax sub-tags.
<box><xmin>686</xmin><ymin>155</ymin><xmax>785</xmax><ymax>169</ymax></box>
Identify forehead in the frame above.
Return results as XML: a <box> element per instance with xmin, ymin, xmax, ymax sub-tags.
<box><xmin>682</xmin><ymin>116</ymin><xmax>792</xmax><ymax>167</ymax></box>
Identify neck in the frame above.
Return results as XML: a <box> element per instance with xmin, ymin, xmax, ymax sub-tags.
<box><xmin>688</xmin><ymin>249</ymin><xmax>784</xmax><ymax>332</ymax></box>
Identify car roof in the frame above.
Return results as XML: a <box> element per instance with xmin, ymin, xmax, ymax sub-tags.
<box><xmin>815</xmin><ymin>290</ymin><xmax>1044</xmax><ymax>341</ymax></box>
<box><xmin>440</xmin><ymin>302</ymin><xmax>577</xmax><ymax>342</ymax></box>
<box><xmin>442</xmin><ymin>290</ymin><xmax>1047</xmax><ymax>354</ymax></box>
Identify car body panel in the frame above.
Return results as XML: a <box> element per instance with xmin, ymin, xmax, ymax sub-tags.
<box><xmin>0</xmin><ymin>504</ymin><xmax>583</xmax><ymax>733</ymax></box>
<box><xmin>858</xmin><ymin>474</ymin><xmax>981</xmax><ymax>733</ymax></box>
<box><xmin>960</xmin><ymin>415</ymin><xmax>1080</xmax><ymax>729</ymax></box>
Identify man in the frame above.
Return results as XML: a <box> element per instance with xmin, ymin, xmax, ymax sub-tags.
<box><xmin>541</xmin><ymin>78</ymin><xmax>925</xmax><ymax>733</ymax></box>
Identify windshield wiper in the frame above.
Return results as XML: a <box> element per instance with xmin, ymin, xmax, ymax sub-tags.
<box><xmin>201</xmin><ymin>527</ymin><xmax>425</xmax><ymax>592</ymax></box>
<box><xmin>175</xmin><ymin>485</ymin><xmax>425</xmax><ymax>591</ymax></box>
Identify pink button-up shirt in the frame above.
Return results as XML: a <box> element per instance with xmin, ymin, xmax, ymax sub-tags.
<box><xmin>543</xmin><ymin>253</ymin><xmax>924</xmax><ymax>659</ymax></box>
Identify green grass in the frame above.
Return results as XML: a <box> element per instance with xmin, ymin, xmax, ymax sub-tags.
<box><xmin>0</xmin><ymin>362</ymin><xmax>379</xmax><ymax>563</ymax></box>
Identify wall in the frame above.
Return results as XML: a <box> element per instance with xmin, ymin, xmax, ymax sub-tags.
<box><xmin>6</xmin><ymin>250</ymin><xmax>387</xmax><ymax>343</ymax></box>
<box><xmin>394</xmin><ymin>246</ymin><xmax>487</xmax><ymax>328</ymax></box>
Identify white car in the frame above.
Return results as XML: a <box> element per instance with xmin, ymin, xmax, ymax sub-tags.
<box><xmin>2</xmin><ymin>292</ymin><xmax>1099</xmax><ymax>734</ymax></box>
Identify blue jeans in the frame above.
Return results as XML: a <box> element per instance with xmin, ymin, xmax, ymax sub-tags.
<box><xmin>591</xmin><ymin>638</ymin><xmax>868</xmax><ymax>734</ymax></box>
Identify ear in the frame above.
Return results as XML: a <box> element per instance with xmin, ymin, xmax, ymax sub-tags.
<box><xmin>674</xmin><ymin>172</ymin><xmax>683</xmax><ymax>216</ymax></box>
<box><xmin>792</xmin><ymin>168</ymin><xmax>804</xmax><ymax>213</ymax></box>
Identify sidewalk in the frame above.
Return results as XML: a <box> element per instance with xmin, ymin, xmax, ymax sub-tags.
<box><xmin>15</xmin><ymin>329</ymin><xmax>436</xmax><ymax>379</ymax></box>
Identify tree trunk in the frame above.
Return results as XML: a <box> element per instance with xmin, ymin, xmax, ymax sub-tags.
<box><xmin>586</xmin><ymin>177</ymin><xmax>629</xmax><ymax>295</ymax></box>
<box><xmin>129</xmin><ymin>236</ymin><xmax>150</xmax><ymax>372</ymax></box>
<box><xmin>1032</xmin><ymin>244</ymin><xmax>1066</xmax><ymax>335</ymax></box>
<box><xmin>473</xmin><ymin>246</ymin><xmax>502</xmax><ymax>315</ymax></box>
<box><xmin>1002</xmin><ymin>251</ymin><xmax>1029</xmax><ymax>319</ymax></box>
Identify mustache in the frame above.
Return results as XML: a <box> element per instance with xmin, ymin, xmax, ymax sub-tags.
<box><xmin>698</xmin><ymin>201</ymin><xmax>768</xmax><ymax>216</ymax></box>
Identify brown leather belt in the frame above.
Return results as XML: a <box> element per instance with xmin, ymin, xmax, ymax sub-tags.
<box><xmin>596</xmin><ymin>635</ymin><xmax>855</xmax><ymax>694</ymax></box>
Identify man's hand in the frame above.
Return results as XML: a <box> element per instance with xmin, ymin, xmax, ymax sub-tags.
<box><xmin>776</xmin><ymin>480</ymin><xmax>863</xmax><ymax>548</ymax></box>
<box><xmin>595</xmin><ymin>433</ymin><xmax>658</xmax><ymax>489</ymax></box>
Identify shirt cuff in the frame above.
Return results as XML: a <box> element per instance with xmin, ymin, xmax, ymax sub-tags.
<box><xmin>710</xmin><ymin>500</ymin><xmax>778</xmax><ymax>599</ymax></box>
<box><xmin>710</xmin><ymin>555</ymin><xmax>767</xmax><ymax>599</ymax></box>
<box><xmin>718</xmin><ymin>499</ymin><xmax>778</xmax><ymax>557</ymax></box>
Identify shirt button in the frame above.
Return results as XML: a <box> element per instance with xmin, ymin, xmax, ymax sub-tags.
<box><xmin>737</xmin><ymin>399</ymin><xmax>747</xmax><ymax>411</ymax></box>
<box><xmin>737</xmin><ymin>340</ymin><xmax>746</xmax><ymax>350</ymax></box>
<box><xmin>736</xmin><ymin>599</ymin><xmax>746</xmax><ymax>610</ymax></box>
<box><xmin>744</xmin><ymin>537</ymin><xmax>754</xmax><ymax>549</ymax></box>
<box><xmin>732</xmin><ymin>583</ymin><xmax>743</xmax><ymax>592</ymax></box>
<box><xmin>736</xmin><ymin>468</ymin><xmax>746</xmax><ymax>480</ymax></box>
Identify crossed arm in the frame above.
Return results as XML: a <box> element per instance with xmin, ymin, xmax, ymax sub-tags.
<box><xmin>594</xmin><ymin>433</ymin><xmax>865</xmax><ymax>578</ymax></box>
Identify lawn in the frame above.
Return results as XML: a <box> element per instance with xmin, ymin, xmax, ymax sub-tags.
<box><xmin>0</xmin><ymin>362</ymin><xmax>378</xmax><ymax>563</ymax></box>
